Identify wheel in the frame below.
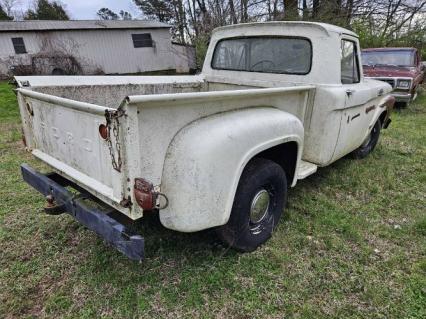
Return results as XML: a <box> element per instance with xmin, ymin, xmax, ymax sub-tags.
<box><xmin>351</xmin><ymin>120</ymin><xmax>381</xmax><ymax>159</ymax></box>
<box><xmin>216</xmin><ymin>158</ymin><xmax>287</xmax><ymax>252</ymax></box>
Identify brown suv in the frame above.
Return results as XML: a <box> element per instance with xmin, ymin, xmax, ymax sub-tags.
<box><xmin>362</xmin><ymin>47</ymin><xmax>425</xmax><ymax>107</ymax></box>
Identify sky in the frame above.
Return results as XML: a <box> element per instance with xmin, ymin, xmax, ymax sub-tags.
<box><xmin>14</xmin><ymin>0</ymin><xmax>142</xmax><ymax>20</ymax></box>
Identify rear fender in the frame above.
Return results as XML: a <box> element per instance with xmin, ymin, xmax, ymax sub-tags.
<box><xmin>378</xmin><ymin>95</ymin><xmax>395</xmax><ymax>128</ymax></box>
<box><xmin>371</xmin><ymin>94</ymin><xmax>395</xmax><ymax>131</ymax></box>
<box><xmin>159</xmin><ymin>107</ymin><xmax>303</xmax><ymax>232</ymax></box>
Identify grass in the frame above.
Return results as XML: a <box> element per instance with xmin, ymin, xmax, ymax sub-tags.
<box><xmin>0</xmin><ymin>81</ymin><xmax>425</xmax><ymax>318</ymax></box>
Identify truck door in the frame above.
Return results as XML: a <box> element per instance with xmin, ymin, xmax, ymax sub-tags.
<box><xmin>333</xmin><ymin>38</ymin><xmax>377</xmax><ymax>159</ymax></box>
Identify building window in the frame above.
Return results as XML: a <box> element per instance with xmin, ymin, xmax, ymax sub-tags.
<box><xmin>132</xmin><ymin>34</ymin><xmax>153</xmax><ymax>48</ymax></box>
<box><xmin>341</xmin><ymin>39</ymin><xmax>360</xmax><ymax>84</ymax></box>
<box><xmin>11</xmin><ymin>37</ymin><xmax>27</xmax><ymax>54</ymax></box>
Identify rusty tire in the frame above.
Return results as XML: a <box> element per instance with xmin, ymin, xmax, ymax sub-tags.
<box><xmin>216</xmin><ymin>158</ymin><xmax>287</xmax><ymax>252</ymax></box>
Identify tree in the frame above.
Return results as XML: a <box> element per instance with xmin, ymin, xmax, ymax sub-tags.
<box><xmin>1</xmin><ymin>0</ymin><xmax>19</xmax><ymax>17</ymax></box>
<box><xmin>284</xmin><ymin>0</ymin><xmax>298</xmax><ymax>19</ymax></box>
<box><xmin>97</xmin><ymin>7</ymin><xmax>119</xmax><ymax>20</ymax></box>
<box><xmin>130</xmin><ymin>0</ymin><xmax>426</xmax><ymax>67</ymax></box>
<box><xmin>97</xmin><ymin>8</ymin><xmax>133</xmax><ymax>20</ymax></box>
<box><xmin>24</xmin><ymin>0</ymin><xmax>69</xmax><ymax>20</ymax></box>
<box><xmin>133</xmin><ymin>0</ymin><xmax>174</xmax><ymax>23</ymax></box>
<box><xmin>119</xmin><ymin>10</ymin><xmax>133</xmax><ymax>20</ymax></box>
<box><xmin>0</xmin><ymin>4</ymin><xmax>12</xmax><ymax>20</ymax></box>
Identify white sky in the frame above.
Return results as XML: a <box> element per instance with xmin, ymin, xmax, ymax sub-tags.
<box><xmin>14</xmin><ymin>0</ymin><xmax>142</xmax><ymax>20</ymax></box>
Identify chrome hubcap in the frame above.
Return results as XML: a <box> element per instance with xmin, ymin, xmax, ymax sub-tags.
<box><xmin>250</xmin><ymin>189</ymin><xmax>270</xmax><ymax>223</ymax></box>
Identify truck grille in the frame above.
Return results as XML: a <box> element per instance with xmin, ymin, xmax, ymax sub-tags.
<box><xmin>375</xmin><ymin>78</ymin><xmax>395</xmax><ymax>88</ymax></box>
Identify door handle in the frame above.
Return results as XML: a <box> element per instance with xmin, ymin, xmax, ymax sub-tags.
<box><xmin>346</xmin><ymin>89</ymin><xmax>354</xmax><ymax>97</ymax></box>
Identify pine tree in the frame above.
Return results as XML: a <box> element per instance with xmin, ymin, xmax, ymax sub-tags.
<box><xmin>24</xmin><ymin>0</ymin><xmax>69</xmax><ymax>20</ymax></box>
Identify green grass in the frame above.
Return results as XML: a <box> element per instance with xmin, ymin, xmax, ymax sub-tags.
<box><xmin>0</xmin><ymin>81</ymin><xmax>425</xmax><ymax>318</ymax></box>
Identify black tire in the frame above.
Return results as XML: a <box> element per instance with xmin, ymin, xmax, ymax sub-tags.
<box><xmin>351</xmin><ymin>120</ymin><xmax>381</xmax><ymax>159</ymax></box>
<box><xmin>216</xmin><ymin>158</ymin><xmax>287</xmax><ymax>252</ymax></box>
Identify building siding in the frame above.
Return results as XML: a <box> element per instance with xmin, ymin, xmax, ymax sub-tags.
<box><xmin>0</xmin><ymin>27</ymin><xmax>192</xmax><ymax>77</ymax></box>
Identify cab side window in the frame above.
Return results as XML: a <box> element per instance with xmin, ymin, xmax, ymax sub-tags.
<box><xmin>341</xmin><ymin>40</ymin><xmax>360</xmax><ymax>84</ymax></box>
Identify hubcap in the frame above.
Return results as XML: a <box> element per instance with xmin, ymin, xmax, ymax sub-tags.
<box><xmin>250</xmin><ymin>189</ymin><xmax>270</xmax><ymax>223</ymax></box>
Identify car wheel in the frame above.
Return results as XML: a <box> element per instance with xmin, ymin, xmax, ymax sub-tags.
<box><xmin>351</xmin><ymin>120</ymin><xmax>381</xmax><ymax>159</ymax></box>
<box><xmin>216</xmin><ymin>158</ymin><xmax>287</xmax><ymax>252</ymax></box>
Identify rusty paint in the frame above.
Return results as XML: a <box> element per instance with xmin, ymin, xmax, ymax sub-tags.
<box><xmin>134</xmin><ymin>178</ymin><xmax>157</xmax><ymax>211</ymax></box>
<box><xmin>365</xmin><ymin>105</ymin><xmax>376</xmax><ymax>114</ymax></box>
<box><xmin>45</xmin><ymin>194</ymin><xmax>55</xmax><ymax>207</ymax></box>
<box><xmin>26</xmin><ymin>102</ymin><xmax>34</xmax><ymax>116</ymax></box>
<box><xmin>119</xmin><ymin>196</ymin><xmax>132</xmax><ymax>208</ymax></box>
<box><xmin>381</xmin><ymin>95</ymin><xmax>395</xmax><ymax>109</ymax></box>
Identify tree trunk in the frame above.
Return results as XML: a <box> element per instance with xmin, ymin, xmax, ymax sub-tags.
<box><xmin>312</xmin><ymin>0</ymin><xmax>320</xmax><ymax>18</ymax></box>
<box><xmin>302</xmin><ymin>0</ymin><xmax>308</xmax><ymax>20</ymax></box>
<box><xmin>229</xmin><ymin>0</ymin><xmax>238</xmax><ymax>24</ymax></box>
<box><xmin>284</xmin><ymin>0</ymin><xmax>298</xmax><ymax>19</ymax></box>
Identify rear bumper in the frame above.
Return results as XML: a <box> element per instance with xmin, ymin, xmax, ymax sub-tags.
<box><xmin>21</xmin><ymin>164</ymin><xmax>144</xmax><ymax>261</ymax></box>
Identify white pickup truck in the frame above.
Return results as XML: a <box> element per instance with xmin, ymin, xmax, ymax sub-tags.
<box><xmin>16</xmin><ymin>22</ymin><xmax>394</xmax><ymax>261</ymax></box>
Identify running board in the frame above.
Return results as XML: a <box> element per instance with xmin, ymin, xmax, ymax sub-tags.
<box><xmin>297</xmin><ymin>160</ymin><xmax>318</xmax><ymax>180</ymax></box>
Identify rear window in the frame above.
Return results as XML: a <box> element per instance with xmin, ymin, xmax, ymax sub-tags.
<box><xmin>211</xmin><ymin>37</ymin><xmax>312</xmax><ymax>75</ymax></box>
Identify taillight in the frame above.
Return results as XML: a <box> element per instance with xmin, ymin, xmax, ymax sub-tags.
<box><xmin>99</xmin><ymin>124</ymin><xmax>108</xmax><ymax>140</ymax></box>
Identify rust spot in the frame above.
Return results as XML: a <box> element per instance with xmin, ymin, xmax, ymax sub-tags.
<box><xmin>380</xmin><ymin>96</ymin><xmax>396</xmax><ymax>109</ymax></box>
<box><xmin>134</xmin><ymin>178</ymin><xmax>157</xmax><ymax>211</ymax></box>
<box><xmin>26</xmin><ymin>102</ymin><xmax>34</xmax><ymax>116</ymax></box>
<box><xmin>365</xmin><ymin>105</ymin><xmax>376</xmax><ymax>114</ymax></box>
<box><xmin>120</xmin><ymin>196</ymin><xmax>132</xmax><ymax>208</ymax></box>
<box><xmin>45</xmin><ymin>194</ymin><xmax>55</xmax><ymax>207</ymax></box>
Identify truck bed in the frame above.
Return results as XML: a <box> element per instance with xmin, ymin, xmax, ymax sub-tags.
<box><xmin>15</xmin><ymin>75</ymin><xmax>315</xmax><ymax>219</ymax></box>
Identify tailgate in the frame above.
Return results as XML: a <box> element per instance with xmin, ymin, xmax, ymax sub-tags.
<box><xmin>17</xmin><ymin>88</ymin><xmax>136</xmax><ymax>217</ymax></box>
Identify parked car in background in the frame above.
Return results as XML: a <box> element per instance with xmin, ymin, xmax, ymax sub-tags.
<box><xmin>362</xmin><ymin>47</ymin><xmax>425</xmax><ymax>107</ymax></box>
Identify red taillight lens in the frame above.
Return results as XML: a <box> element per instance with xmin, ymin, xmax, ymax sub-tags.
<box><xmin>99</xmin><ymin>124</ymin><xmax>108</xmax><ymax>140</ymax></box>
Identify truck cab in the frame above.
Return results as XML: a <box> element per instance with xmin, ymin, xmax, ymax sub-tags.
<box><xmin>15</xmin><ymin>22</ymin><xmax>395</xmax><ymax>260</ymax></box>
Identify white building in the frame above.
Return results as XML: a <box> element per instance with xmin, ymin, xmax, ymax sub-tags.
<box><xmin>0</xmin><ymin>20</ymin><xmax>196</xmax><ymax>78</ymax></box>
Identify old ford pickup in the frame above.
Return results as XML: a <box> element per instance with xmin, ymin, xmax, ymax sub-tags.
<box><xmin>362</xmin><ymin>47</ymin><xmax>425</xmax><ymax>107</ymax></box>
<box><xmin>15</xmin><ymin>22</ymin><xmax>395</xmax><ymax>261</ymax></box>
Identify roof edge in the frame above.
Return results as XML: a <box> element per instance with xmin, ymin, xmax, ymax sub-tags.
<box><xmin>212</xmin><ymin>21</ymin><xmax>358</xmax><ymax>38</ymax></box>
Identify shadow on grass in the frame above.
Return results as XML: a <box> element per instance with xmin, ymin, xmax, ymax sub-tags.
<box><xmin>83</xmin><ymin>156</ymin><xmax>350</xmax><ymax>269</ymax></box>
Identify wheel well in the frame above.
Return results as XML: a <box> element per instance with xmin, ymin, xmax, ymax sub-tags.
<box><xmin>379</xmin><ymin>111</ymin><xmax>387</xmax><ymax>127</ymax></box>
<box><xmin>254</xmin><ymin>141</ymin><xmax>298</xmax><ymax>183</ymax></box>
